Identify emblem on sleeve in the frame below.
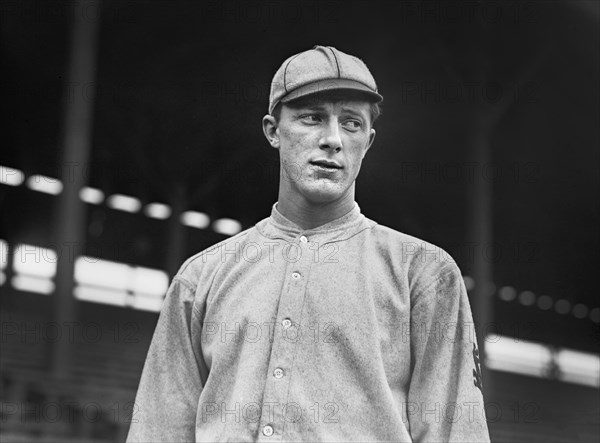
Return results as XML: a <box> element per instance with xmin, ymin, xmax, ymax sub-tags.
<box><xmin>472</xmin><ymin>343</ymin><xmax>483</xmax><ymax>392</ymax></box>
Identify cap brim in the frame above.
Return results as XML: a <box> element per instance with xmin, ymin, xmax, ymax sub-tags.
<box><xmin>280</xmin><ymin>78</ymin><xmax>383</xmax><ymax>105</ymax></box>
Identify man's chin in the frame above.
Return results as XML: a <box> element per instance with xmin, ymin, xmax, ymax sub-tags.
<box><xmin>300</xmin><ymin>183</ymin><xmax>347</xmax><ymax>204</ymax></box>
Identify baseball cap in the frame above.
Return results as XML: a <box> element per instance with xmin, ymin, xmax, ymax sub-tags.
<box><xmin>268</xmin><ymin>45</ymin><xmax>383</xmax><ymax>115</ymax></box>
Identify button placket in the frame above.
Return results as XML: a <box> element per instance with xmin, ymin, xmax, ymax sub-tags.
<box><xmin>259</xmin><ymin>236</ymin><xmax>313</xmax><ymax>440</ymax></box>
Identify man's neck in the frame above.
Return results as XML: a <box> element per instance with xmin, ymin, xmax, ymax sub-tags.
<box><xmin>276</xmin><ymin>192</ymin><xmax>356</xmax><ymax>230</ymax></box>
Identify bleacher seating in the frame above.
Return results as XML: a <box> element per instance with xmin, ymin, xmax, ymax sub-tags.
<box><xmin>0</xmin><ymin>292</ymin><xmax>155</xmax><ymax>442</ymax></box>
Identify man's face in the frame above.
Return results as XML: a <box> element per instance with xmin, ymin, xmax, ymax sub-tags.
<box><xmin>263</xmin><ymin>93</ymin><xmax>376</xmax><ymax>205</ymax></box>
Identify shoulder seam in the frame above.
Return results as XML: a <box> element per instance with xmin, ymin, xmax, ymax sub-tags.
<box><xmin>178</xmin><ymin>228</ymin><xmax>252</xmax><ymax>275</ymax></box>
<box><xmin>173</xmin><ymin>275</ymin><xmax>196</xmax><ymax>292</ymax></box>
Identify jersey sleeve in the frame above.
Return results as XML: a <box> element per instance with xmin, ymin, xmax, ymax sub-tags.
<box><xmin>407</xmin><ymin>264</ymin><xmax>490</xmax><ymax>442</ymax></box>
<box><xmin>126</xmin><ymin>275</ymin><xmax>206</xmax><ymax>442</ymax></box>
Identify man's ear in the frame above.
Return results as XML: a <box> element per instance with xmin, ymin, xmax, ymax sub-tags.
<box><xmin>262</xmin><ymin>115</ymin><xmax>280</xmax><ymax>149</ymax></box>
<box><xmin>365</xmin><ymin>128</ymin><xmax>376</xmax><ymax>154</ymax></box>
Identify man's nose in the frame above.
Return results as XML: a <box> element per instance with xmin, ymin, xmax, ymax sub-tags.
<box><xmin>318</xmin><ymin>119</ymin><xmax>343</xmax><ymax>152</ymax></box>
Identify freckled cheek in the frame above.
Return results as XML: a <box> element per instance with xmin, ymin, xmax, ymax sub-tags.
<box><xmin>282</xmin><ymin>134</ymin><xmax>316</xmax><ymax>159</ymax></box>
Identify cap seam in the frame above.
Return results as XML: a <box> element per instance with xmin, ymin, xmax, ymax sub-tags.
<box><xmin>283</xmin><ymin>53</ymin><xmax>302</xmax><ymax>94</ymax></box>
<box><xmin>329</xmin><ymin>47</ymin><xmax>341</xmax><ymax>78</ymax></box>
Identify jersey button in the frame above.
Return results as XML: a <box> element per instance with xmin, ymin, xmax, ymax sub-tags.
<box><xmin>282</xmin><ymin>318</ymin><xmax>292</xmax><ymax>329</ymax></box>
<box><xmin>273</xmin><ymin>368</ymin><xmax>284</xmax><ymax>379</ymax></box>
<box><xmin>263</xmin><ymin>425</ymin><xmax>274</xmax><ymax>436</ymax></box>
<box><xmin>300</xmin><ymin>235</ymin><xmax>308</xmax><ymax>243</ymax></box>
<box><xmin>292</xmin><ymin>272</ymin><xmax>301</xmax><ymax>280</ymax></box>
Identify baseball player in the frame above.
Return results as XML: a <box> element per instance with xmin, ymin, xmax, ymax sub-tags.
<box><xmin>127</xmin><ymin>45</ymin><xmax>490</xmax><ymax>442</ymax></box>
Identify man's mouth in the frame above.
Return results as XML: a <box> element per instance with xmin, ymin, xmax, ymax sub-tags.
<box><xmin>309</xmin><ymin>160</ymin><xmax>343</xmax><ymax>170</ymax></box>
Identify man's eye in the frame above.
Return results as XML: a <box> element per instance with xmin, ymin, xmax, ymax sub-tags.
<box><xmin>343</xmin><ymin>120</ymin><xmax>362</xmax><ymax>130</ymax></box>
<box><xmin>300</xmin><ymin>114</ymin><xmax>321</xmax><ymax>124</ymax></box>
